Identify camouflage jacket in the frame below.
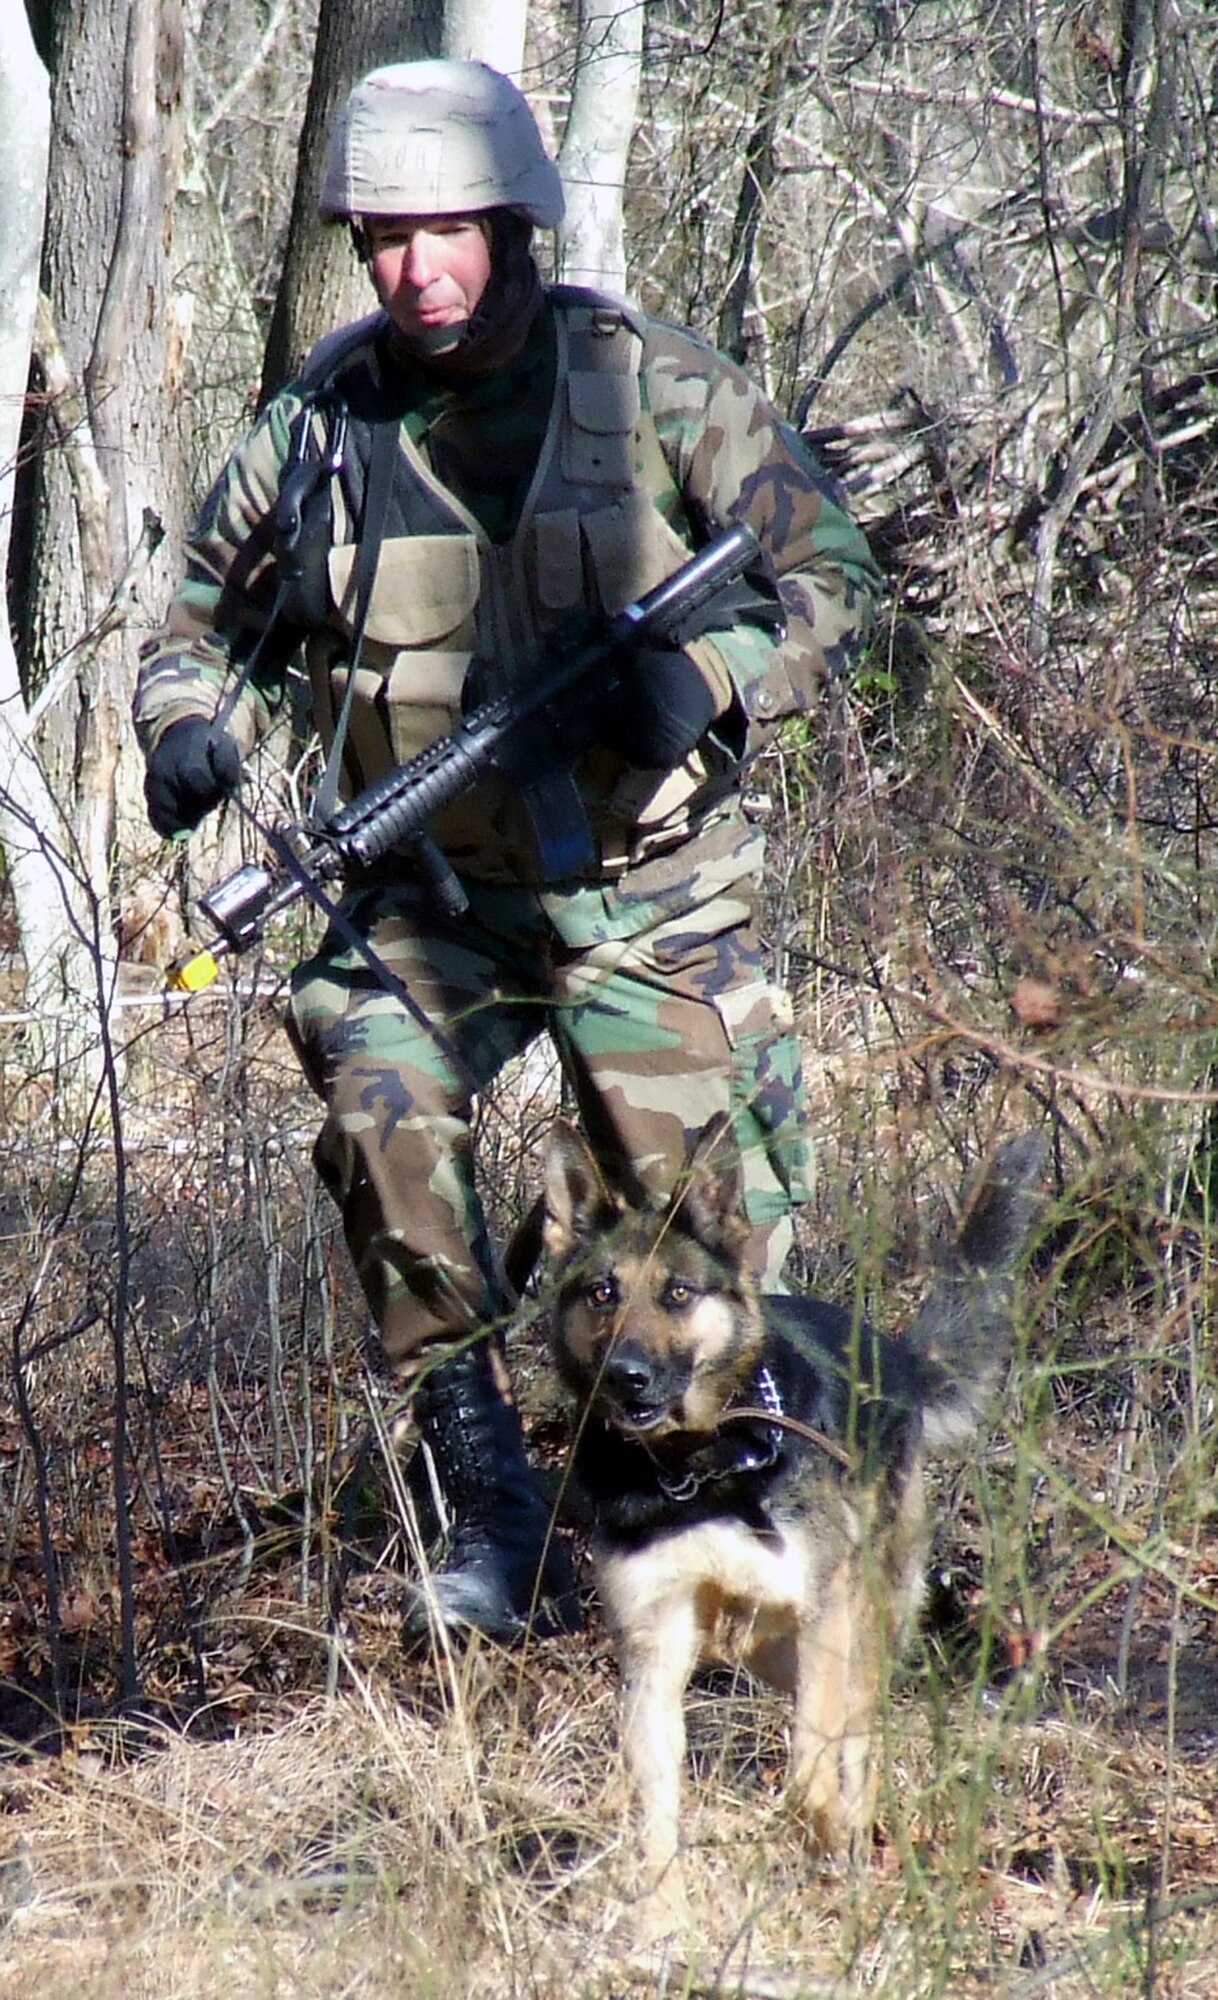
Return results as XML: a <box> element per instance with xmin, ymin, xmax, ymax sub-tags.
<box><xmin>135</xmin><ymin>287</ymin><xmax>879</xmax><ymax>886</ymax></box>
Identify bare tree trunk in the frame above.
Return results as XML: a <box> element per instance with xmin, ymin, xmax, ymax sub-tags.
<box><xmin>441</xmin><ymin>0</ymin><xmax>527</xmax><ymax>74</ymax></box>
<box><xmin>20</xmin><ymin>0</ymin><xmax>189</xmax><ymax>911</ymax></box>
<box><xmin>0</xmin><ymin>18</ymin><xmax>47</xmax><ymax>529</ymax></box>
<box><xmin>715</xmin><ymin>0</ymin><xmax>802</xmax><ymax>367</ymax></box>
<box><xmin>68</xmin><ymin>0</ymin><xmax>150</xmax><ymax>914</ymax></box>
<box><xmin>1027</xmin><ymin>0</ymin><xmax>1178</xmax><ymax>662</ymax></box>
<box><xmin>555</xmin><ymin>0</ymin><xmax>642</xmax><ymax>294</ymax></box>
<box><xmin>258</xmin><ymin>0</ymin><xmax>446</xmax><ymax>402</ymax></box>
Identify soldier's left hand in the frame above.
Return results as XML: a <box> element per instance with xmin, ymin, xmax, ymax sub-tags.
<box><xmin>601</xmin><ymin>644</ymin><xmax>721</xmax><ymax>769</ymax></box>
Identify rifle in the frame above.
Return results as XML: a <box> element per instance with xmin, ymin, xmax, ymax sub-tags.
<box><xmin>167</xmin><ymin>521</ymin><xmax>765</xmax><ymax>994</ymax></box>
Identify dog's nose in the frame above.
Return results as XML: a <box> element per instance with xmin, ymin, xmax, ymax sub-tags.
<box><xmin>602</xmin><ymin>1344</ymin><xmax>654</xmax><ymax>1399</ymax></box>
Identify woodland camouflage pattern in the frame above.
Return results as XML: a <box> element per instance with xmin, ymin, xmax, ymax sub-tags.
<box><xmin>136</xmin><ymin>291</ymin><xmax>879</xmax><ymax>1372</ymax></box>
<box><xmin>287</xmin><ymin>831</ymin><xmax>811</xmax><ymax>1369</ymax></box>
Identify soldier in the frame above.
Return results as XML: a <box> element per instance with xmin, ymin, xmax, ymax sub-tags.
<box><xmin>135</xmin><ymin>60</ymin><xmax>879</xmax><ymax>1645</ymax></box>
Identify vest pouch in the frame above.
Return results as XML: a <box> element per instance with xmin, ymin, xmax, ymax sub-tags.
<box><xmin>533</xmin><ymin>508</ymin><xmax>585</xmax><ymax>614</ymax></box>
<box><xmin>561</xmin><ymin>370</ymin><xmax>641</xmax><ymax>489</ymax></box>
<box><xmin>324</xmin><ymin>534</ymin><xmax>480</xmax><ymax>788</ymax></box>
<box><xmin>384</xmin><ymin>648</ymin><xmax>474</xmax><ymax>765</ymax></box>
<box><xmin>327</xmin><ymin>533</ymin><xmax>480</xmax><ymax>648</ymax></box>
<box><xmin>324</xmin><ymin>650</ymin><xmax>476</xmax><ymax>792</ymax></box>
<box><xmin>577</xmin><ymin>491</ymin><xmax>695</xmax><ymax>617</ymax></box>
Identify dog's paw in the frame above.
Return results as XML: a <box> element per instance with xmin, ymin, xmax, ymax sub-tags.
<box><xmin>610</xmin><ymin>1871</ymin><xmax>693</xmax><ymax>1958</ymax></box>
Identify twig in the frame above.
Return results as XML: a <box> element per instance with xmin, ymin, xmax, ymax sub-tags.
<box><xmin>194</xmin><ymin>0</ymin><xmax>294</xmax><ymax>135</ymax></box>
<box><xmin>22</xmin><ymin>508</ymin><xmax>165</xmax><ymax>736</ymax></box>
<box><xmin>620</xmin><ymin>1952</ymin><xmax>838</xmax><ymax>1999</ymax></box>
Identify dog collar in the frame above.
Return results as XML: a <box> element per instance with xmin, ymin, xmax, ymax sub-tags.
<box><xmin>649</xmin><ymin>1364</ymin><xmax>785</xmax><ymax>1504</ymax></box>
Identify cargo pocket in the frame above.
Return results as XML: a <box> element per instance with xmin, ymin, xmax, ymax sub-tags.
<box><xmin>327</xmin><ymin>533</ymin><xmax>480</xmax><ymax>647</ymax></box>
<box><xmin>533</xmin><ymin>509</ymin><xmax>585</xmax><ymax>614</ymax></box>
<box><xmin>713</xmin><ymin>979</ymin><xmax>813</xmax><ymax>1213</ymax></box>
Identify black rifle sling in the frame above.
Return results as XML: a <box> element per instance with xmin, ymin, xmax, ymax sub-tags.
<box><xmin>196</xmin><ymin>403</ymin><xmax>480</xmax><ymax>1085</ymax></box>
<box><xmin>292</xmin><ymin>416</ymin><xmax>486</xmax><ymax>1085</ymax></box>
<box><xmin>231</xmin><ymin>792</ymin><xmax>472</xmax><ymax>1085</ymax></box>
<box><xmin>311</xmin><ymin>413</ymin><xmax>399</xmax><ymax>826</ymax></box>
<box><xmin>207</xmin><ymin>398</ymin><xmax>345</xmax><ymax>754</ymax></box>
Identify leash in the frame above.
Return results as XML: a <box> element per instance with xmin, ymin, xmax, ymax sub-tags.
<box><xmin>722</xmin><ymin>1405</ymin><xmax>853</xmax><ymax>1470</ymax></box>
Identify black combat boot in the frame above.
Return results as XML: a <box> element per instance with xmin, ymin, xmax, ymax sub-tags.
<box><xmin>401</xmin><ymin>1337</ymin><xmax>581</xmax><ymax>1644</ymax></box>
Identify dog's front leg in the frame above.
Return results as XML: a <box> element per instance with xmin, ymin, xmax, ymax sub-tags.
<box><xmin>787</xmin><ymin>1555</ymin><xmax>854</xmax><ymax>1860</ymax></box>
<box><xmin>839</xmin><ymin>1609</ymin><xmax>881</xmax><ymax>1851</ymax></box>
<box><xmin>613</xmin><ymin>1593</ymin><xmax>702</xmax><ymax>1945</ymax></box>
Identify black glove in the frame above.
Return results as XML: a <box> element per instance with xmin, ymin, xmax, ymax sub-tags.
<box><xmin>144</xmin><ymin>717</ymin><xmax>242</xmax><ymax>837</ymax></box>
<box><xmin>601</xmin><ymin>644</ymin><xmax>720</xmax><ymax>769</ymax></box>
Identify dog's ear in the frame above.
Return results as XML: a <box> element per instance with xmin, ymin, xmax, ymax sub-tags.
<box><xmin>669</xmin><ymin>1113</ymin><xmax>749</xmax><ymax>1252</ymax></box>
<box><xmin>542</xmin><ymin>1120</ymin><xmax>620</xmax><ymax>1259</ymax></box>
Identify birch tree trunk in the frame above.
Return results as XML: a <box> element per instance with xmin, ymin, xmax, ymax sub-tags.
<box><xmin>554</xmin><ymin>0</ymin><xmax>642</xmax><ymax>294</ymax></box>
<box><xmin>440</xmin><ymin>0</ymin><xmax>526</xmax><ymax>73</ymax></box>
<box><xmin>0</xmin><ymin>0</ymin><xmax>106</xmax><ymax>1068</ymax></box>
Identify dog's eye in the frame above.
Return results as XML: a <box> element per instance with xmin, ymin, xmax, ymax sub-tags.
<box><xmin>662</xmin><ymin>1278</ymin><xmax>698</xmax><ymax>1309</ymax></box>
<box><xmin>585</xmin><ymin>1277</ymin><xmax>619</xmax><ymax>1312</ymax></box>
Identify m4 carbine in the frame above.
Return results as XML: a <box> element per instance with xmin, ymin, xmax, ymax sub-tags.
<box><xmin>167</xmin><ymin>521</ymin><xmax>767</xmax><ymax>994</ymax></box>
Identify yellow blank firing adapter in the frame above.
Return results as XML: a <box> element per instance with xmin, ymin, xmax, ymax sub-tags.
<box><xmin>163</xmin><ymin>860</ymin><xmax>279</xmax><ymax>994</ymax></box>
<box><xmin>166</xmin><ymin>949</ymin><xmax>221</xmax><ymax>994</ymax></box>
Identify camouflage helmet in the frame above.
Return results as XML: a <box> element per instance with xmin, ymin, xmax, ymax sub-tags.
<box><xmin>319</xmin><ymin>60</ymin><xmax>565</xmax><ymax>229</ymax></box>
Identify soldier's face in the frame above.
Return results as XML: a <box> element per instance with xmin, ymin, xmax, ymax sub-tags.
<box><xmin>364</xmin><ymin>214</ymin><xmax>493</xmax><ymax>339</ymax></box>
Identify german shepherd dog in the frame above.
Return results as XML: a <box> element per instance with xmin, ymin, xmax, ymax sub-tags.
<box><xmin>541</xmin><ymin>1116</ymin><xmax>1042</xmax><ymax>1940</ymax></box>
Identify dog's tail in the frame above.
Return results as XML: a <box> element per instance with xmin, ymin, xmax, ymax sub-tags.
<box><xmin>907</xmin><ymin>1131</ymin><xmax>1045</xmax><ymax>1447</ymax></box>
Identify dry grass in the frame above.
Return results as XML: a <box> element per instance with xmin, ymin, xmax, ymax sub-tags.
<box><xmin>2</xmin><ymin>1069</ymin><xmax>1217</xmax><ymax>2000</ymax></box>
<box><xmin>0</xmin><ymin>1618</ymin><xmax>1215</xmax><ymax>1998</ymax></box>
<box><xmin>4</xmin><ymin>956</ymin><xmax>1218</xmax><ymax>1996</ymax></box>
<box><xmin>3</xmin><ymin>982</ymin><xmax>1218</xmax><ymax>1998</ymax></box>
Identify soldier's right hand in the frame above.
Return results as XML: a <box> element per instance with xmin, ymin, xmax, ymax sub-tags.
<box><xmin>144</xmin><ymin>718</ymin><xmax>242</xmax><ymax>837</ymax></box>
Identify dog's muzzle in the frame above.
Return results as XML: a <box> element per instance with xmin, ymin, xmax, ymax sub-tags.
<box><xmin>598</xmin><ymin>1341</ymin><xmax>682</xmax><ymax>1434</ymax></box>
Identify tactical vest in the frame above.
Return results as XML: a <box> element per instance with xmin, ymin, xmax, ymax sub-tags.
<box><xmin>293</xmin><ymin>289</ymin><xmax>737</xmax><ymax>884</ymax></box>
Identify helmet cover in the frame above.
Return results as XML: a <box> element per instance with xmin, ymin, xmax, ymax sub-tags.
<box><xmin>320</xmin><ymin>59</ymin><xmax>565</xmax><ymax>228</ymax></box>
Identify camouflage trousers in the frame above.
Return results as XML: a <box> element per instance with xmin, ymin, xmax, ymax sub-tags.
<box><xmin>287</xmin><ymin>822</ymin><xmax>811</xmax><ymax>1377</ymax></box>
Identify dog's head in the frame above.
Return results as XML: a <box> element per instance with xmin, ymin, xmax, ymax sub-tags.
<box><xmin>541</xmin><ymin>1115</ymin><xmax>765</xmax><ymax>1440</ymax></box>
